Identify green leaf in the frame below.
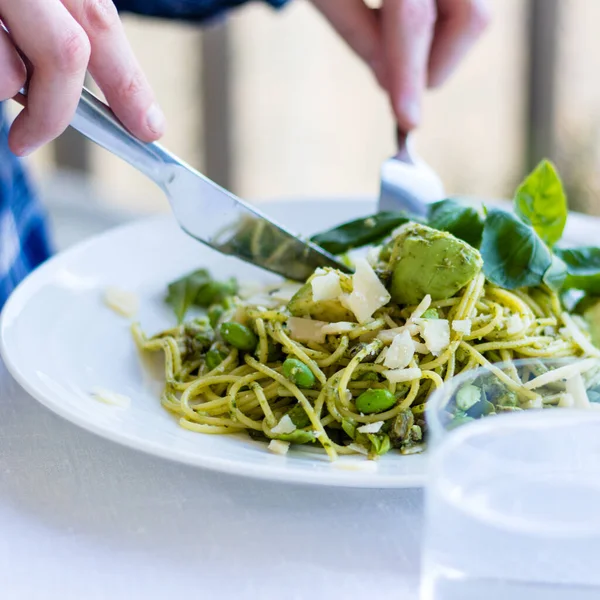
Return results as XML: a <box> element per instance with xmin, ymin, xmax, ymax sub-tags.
<box><xmin>195</xmin><ymin>278</ymin><xmax>238</xmax><ymax>307</ymax></box>
<box><xmin>428</xmin><ymin>199</ymin><xmax>484</xmax><ymax>247</ymax></box>
<box><xmin>514</xmin><ymin>159</ymin><xmax>567</xmax><ymax>248</ymax></box>
<box><xmin>480</xmin><ymin>210</ymin><xmax>554</xmax><ymax>289</ymax></box>
<box><xmin>555</xmin><ymin>247</ymin><xmax>600</xmax><ymax>294</ymax></box>
<box><xmin>542</xmin><ymin>254</ymin><xmax>567</xmax><ymax>292</ymax></box>
<box><xmin>166</xmin><ymin>269</ymin><xmax>212</xmax><ymax>323</ymax></box>
<box><xmin>310</xmin><ymin>212</ymin><xmax>413</xmax><ymax>255</ymax></box>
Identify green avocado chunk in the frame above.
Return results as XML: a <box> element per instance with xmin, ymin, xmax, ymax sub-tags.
<box><xmin>287</xmin><ymin>270</ymin><xmax>355</xmax><ymax>322</ymax></box>
<box><xmin>389</xmin><ymin>223</ymin><xmax>483</xmax><ymax>305</ymax></box>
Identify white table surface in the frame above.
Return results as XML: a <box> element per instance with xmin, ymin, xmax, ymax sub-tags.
<box><xmin>0</xmin><ymin>359</ymin><xmax>424</xmax><ymax>600</ymax></box>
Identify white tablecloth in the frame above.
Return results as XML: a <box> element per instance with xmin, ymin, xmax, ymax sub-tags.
<box><xmin>0</xmin><ymin>360</ymin><xmax>424</xmax><ymax>599</ymax></box>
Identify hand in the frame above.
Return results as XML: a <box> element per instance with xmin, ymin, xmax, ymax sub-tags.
<box><xmin>310</xmin><ymin>0</ymin><xmax>491</xmax><ymax>132</ymax></box>
<box><xmin>0</xmin><ymin>0</ymin><xmax>164</xmax><ymax>156</ymax></box>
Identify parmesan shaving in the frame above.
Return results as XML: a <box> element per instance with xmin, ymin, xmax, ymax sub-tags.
<box><xmin>383</xmin><ymin>368</ymin><xmax>422</xmax><ymax>383</ymax></box>
<box><xmin>417</xmin><ymin>319</ymin><xmax>450</xmax><ymax>356</ymax></box>
<box><xmin>103</xmin><ymin>287</ymin><xmax>139</xmax><ymax>318</ymax></box>
<box><xmin>91</xmin><ymin>388</ymin><xmax>131</xmax><ymax>409</ymax></box>
<box><xmin>410</xmin><ymin>295</ymin><xmax>432</xmax><ymax>321</ymax></box>
<box><xmin>524</xmin><ymin>358</ymin><xmax>600</xmax><ymax>390</ymax></box>
<box><xmin>271</xmin><ymin>414</ymin><xmax>297</xmax><ymax>435</ymax></box>
<box><xmin>311</xmin><ymin>271</ymin><xmax>343</xmax><ymax>302</ymax></box>
<box><xmin>383</xmin><ymin>330</ymin><xmax>415</xmax><ymax>369</ymax></box>
<box><xmin>565</xmin><ymin>373</ymin><xmax>591</xmax><ymax>409</ymax></box>
<box><xmin>268</xmin><ymin>439</ymin><xmax>290</xmax><ymax>455</ymax></box>
<box><xmin>321</xmin><ymin>321</ymin><xmax>356</xmax><ymax>335</ymax></box>
<box><xmin>287</xmin><ymin>317</ymin><xmax>327</xmax><ymax>344</ymax></box>
<box><xmin>452</xmin><ymin>319</ymin><xmax>472</xmax><ymax>335</ymax></box>
<box><xmin>343</xmin><ymin>258</ymin><xmax>391</xmax><ymax>323</ymax></box>
<box><xmin>357</xmin><ymin>421</ymin><xmax>384</xmax><ymax>434</ymax></box>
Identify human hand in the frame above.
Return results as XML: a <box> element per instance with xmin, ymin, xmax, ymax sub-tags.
<box><xmin>0</xmin><ymin>0</ymin><xmax>164</xmax><ymax>156</ymax></box>
<box><xmin>310</xmin><ymin>0</ymin><xmax>491</xmax><ymax>132</ymax></box>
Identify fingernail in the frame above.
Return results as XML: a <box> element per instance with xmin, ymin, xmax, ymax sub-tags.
<box><xmin>17</xmin><ymin>145</ymin><xmax>35</xmax><ymax>158</ymax></box>
<box><xmin>398</xmin><ymin>98</ymin><xmax>421</xmax><ymax>130</ymax></box>
<box><xmin>146</xmin><ymin>103</ymin><xmax>166</xmax><ymax>136</ymax></box>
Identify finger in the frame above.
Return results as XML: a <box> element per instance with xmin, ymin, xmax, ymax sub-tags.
<box><xmin>381</xmin><ymin>0</ymin><xmax>437</xmax><ymax>131</ymax></box>
<box><xmin>310</xmin><ymin>0</ymin><xmax>387</xmax><ymax>88</ymax></box>
<box><xmin>0</xmin><ymin>29</ymin><xmax>27</xmax><ymax>101</ymax></box>
<box><xmin>1</xmin><ymin>0</ymin><xmax>90</xmax><ymax>156</ymax></box>
<box><xmin>428</xmin><ymin>0</ymin><xmax>491</xmax><ymax>87</ymax></box>
<box><xmin>64</xmin><ymin>0</ymin><xmax>165</xmax><ymax>142</ymax></box>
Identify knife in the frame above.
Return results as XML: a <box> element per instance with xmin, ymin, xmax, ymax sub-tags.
<box><xmin>17</xmin><ymin>86</ymin><xmax>350</xmax><ymax>282</ymax></box>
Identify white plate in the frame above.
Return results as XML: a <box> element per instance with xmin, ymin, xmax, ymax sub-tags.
<box><xmin>1</xmin><ymin>199</ymin><xmax>597</xmax><ymax>488</ymax></box>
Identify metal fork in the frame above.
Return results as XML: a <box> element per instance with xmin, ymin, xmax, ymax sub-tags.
<box><xmin>378</xmin><ymin>131</ymin><xmax>446</xmax><ymax>216</ymax></box>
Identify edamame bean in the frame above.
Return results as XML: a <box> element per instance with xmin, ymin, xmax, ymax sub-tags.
<box><xmin>220</xmin><ymin>322</ymin><xmax>257</xmax><ymax>351</ymax></box>
<box><xmin>355</xmin><ymin>388</ymin><xmax>396</xmax><ymax>414</ymax></box>
<box><xmin>205</xmin><ymin>349</ymin><xmax>227</xmax><ymax>371</ymax></box>
<box><xmin>282</xmin><ymin>358</ymin><xmax>315</xmax><ymax>389</ymax></box>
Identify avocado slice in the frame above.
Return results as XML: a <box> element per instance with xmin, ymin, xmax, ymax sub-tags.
<box><xmin>389</xmin><ymin>223</ymin><xmax>483</xmax><ymax>305</ymax></box>
<box><xmin>287</xmin><ymin>271</ymin><xmax>355</xmax><ymax>322</ymax></box>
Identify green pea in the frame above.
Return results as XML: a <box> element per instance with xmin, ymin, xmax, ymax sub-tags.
<box><xmin>208</xmin><ymin>305</ymin><xmax>225</xmax><ymax>329</ymax></box>
<box><xmin>282</xmin><ymin>358</ymin><xmax>315</xmax><ymax>389</ymax></box>
<box><xmin>220</xmin><ymin>322</ymin><xmax>257</xmax><ymax>351</ymax></box>
<box><xmin>206</xmin><ymin>349</ymin><xmax>227</xmax><ymax>371</ymax></box>
<box><xmin>355</xmin><ymin>389</ymin><xmax>396</xmax><ymax>414</ymax></box>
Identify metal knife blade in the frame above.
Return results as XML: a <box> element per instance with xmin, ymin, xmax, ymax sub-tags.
<box><xmin>20</xmin><ymin>85</ymin><xmax>350</xmax><ymax>282</ymax></box>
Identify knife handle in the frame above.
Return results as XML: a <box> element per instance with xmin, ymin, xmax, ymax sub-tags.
<box><xmin>18</xmin><ymin>84</ymin><xmax>172</xmax><ymax>187</ymax></box>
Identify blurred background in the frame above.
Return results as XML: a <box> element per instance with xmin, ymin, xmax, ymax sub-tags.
<box><xmin>14</xmin><ymin>0</ymin><xmax>600</xmax><ymax>248</ymax></box>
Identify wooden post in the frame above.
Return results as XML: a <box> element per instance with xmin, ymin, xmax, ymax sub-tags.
<box><xmin>526</xmin><ymin>0</ymin><xmax>560</xmax><ymax>169</ymax></box>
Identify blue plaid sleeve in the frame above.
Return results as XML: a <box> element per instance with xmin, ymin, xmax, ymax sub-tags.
<box><xmin>116</xmin><ymin>0</ymin><xmax>288</xmax><ymax>21</ymax></box>
<box><xmin>0</xmin><ymin>109</ymin><xmax>52</xmax><ymax>310</ymax></box>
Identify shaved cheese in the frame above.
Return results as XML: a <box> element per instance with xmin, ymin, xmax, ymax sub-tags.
<box><xmin>287</xmin><ymin>317</ymin><xmax>327</xmax><ymax>344</ymax></box>
<box><xmin>561</xmin><ymin>312</ymin><xmax>600</xmax><ymax>357</ymax></box>
<box><xmin>268</xmin><ymin>439</ymin><xmax>290</xmax><ymax>455</ymax></box>
<box><xmin>413</xmin><ymin>341</ymin><xmax>430</xmax><ymax>354</ymax></box>
<box><xmin>321</xmin><ymin>321</ymin><xmax>356</xmax><ymax>335</ymax></box>
<box><xmin>91</xmin><ymin>388</ymin><xmax>131</xmax><ymax>409</ymax></box>
<box><xmin>377</xmin><ymin>323</ymin><xmax>419</xmax><ymax>344</ymax></box>
<box><xmin>271</xmin><ymin>414</ymin><xmax>297</xmax><ymax>435</ymax></box>
<box><xmin>566</xmin><ymin>373</ymin><xmax>590</xmax><ymax>409</ymax></box>
<box><xmin>104</xmin><ymin>287</ymin><xmax>139</xmax><ymax>318</ymax></box>
<box><xmin>357</xmin><ymin>421</ymin><xmax>384</xmax><ymax>434</ymax></box>
<box><xmin>375</xmin><ymin>347</ymin><xmax>389</xmax><ymax>364</ymax></box>
<box><xmin>383</xmin><ymin>330</ymin><xmax>415</xmax><ymax>369</ymax></box>
<box><xmin>452</xmin><ymin>319</ymin><xmax>472</xmax><ymax>336</ymax></box>
<box><xmin>418</xmin><ymin>319</ymin><xmax>450</xmax><ymax>356</ymax></box>
<box><xmin>383</xmin><ymin>368</ymin><xmax>422</xmax><ymax>383</ymax></box>
<box><xmin>245</xmin><ymin>294</ymin><xmax>279</xmax><ymax>308</ymax></box>
<box><xmin>269</xmin><ymin>283</ymin><xmax>302</xmax><ymax>302</ymax></box>
<box><xmin>333</xmin><ymin>460</ymin><xmax>378</xmax><ymax>472</ymax></box>
<box><xmin>524</xmin><ymin>358</ymin><xmax>600</xmax><ymax>390</ymax></box>
<box><xmin>557</xmin><ymin>393</ymin><xmax>575</xmax><ymax>408</ymax></box>
<box><xmin>543</xmin><ymin>326</ymin><xmax>557</xmax><ymax>337</ymax></box>
<box><xmin>311</xmin><ymin>271</ymin><xmax>343</xmax><ymax>302</ymax></box>
<box><xmin>347</xmin><ymin>443</ymin><xmax>369</xmax><ymax>455</ymax></box>
<box><xmin>342</xmin><ymin>258</ymin><xmax>391</xmax><ymax>323</ymax></box>
<box><xmin>410</xmin><ymin>295</ymin><xmax>432</xmax><ymax>321</ymax></box>
<box><xmin>506</xmin><ymin>314</ymin><xmax>524</xmax><ymax>335</ymax></box>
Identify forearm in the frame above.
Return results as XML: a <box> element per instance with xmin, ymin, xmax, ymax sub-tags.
<box><xmin>114</xmin><ymin>0</ymin><xmax>288</xmax><ymax>22</ymax></box>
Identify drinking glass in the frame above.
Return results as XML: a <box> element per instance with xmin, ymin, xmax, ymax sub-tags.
<box><xmin>421</xmin><ymin>358</ymin><xmax>600</xmax><ymax>600</ymax></box>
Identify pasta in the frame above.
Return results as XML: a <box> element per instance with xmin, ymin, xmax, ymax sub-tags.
<box><xmin>133</xmin><ymin>226</ymin><xmax>599</xmax><ymax>460</ymax></box>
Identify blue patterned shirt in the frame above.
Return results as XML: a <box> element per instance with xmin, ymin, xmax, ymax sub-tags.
<box><xmin>0</xmin><ymin>0</ymin><xmax>287</xmax><ymax>310</ymax></box>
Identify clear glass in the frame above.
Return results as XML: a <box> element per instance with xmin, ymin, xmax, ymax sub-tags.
<box><xmin>421</xmin><ymin>358</ymin><xmax>600</xmax><ymax>600</ymax></box>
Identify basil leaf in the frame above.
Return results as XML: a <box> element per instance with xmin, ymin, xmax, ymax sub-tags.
<box><xmin>428</xmin><ymin>199</ymin><xmax>484</xmax><ymax>248</ymax></box>
<box><xmin>166</xmin><ymin>269</ymin><xmax>212</xmax><ymax>323</ymax></box>
<box><xmin>542</xmin><ymin>254</ymin><xmax>567</xmax><ymax>292</ymax></box>
<box><xmin>514</xmin><ymin>159</ymin><xmax>567</xmax><ymax>248</ymax></box>
<box><xmin>480</xmin><ymin>210</ymin><xmax>554</xmax><ymax>289</ymax></box>
<box><xmin>310</xmin><ymin>212</ymin><xmax>412</xmax><ymax>255</ymax></box>
<box><xmin>555</xmin><ymin>247</ymin><xmax>600</xmax><ymax>294</ymax></box>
